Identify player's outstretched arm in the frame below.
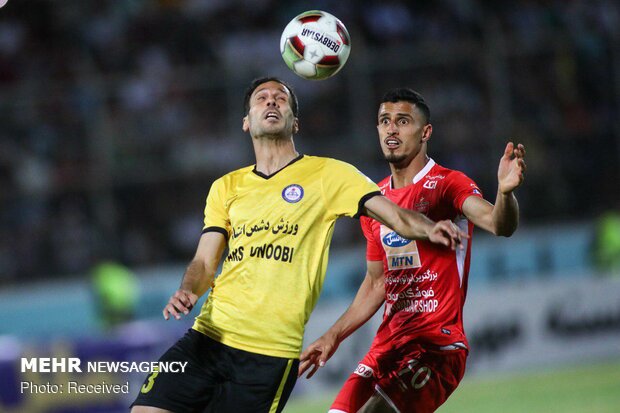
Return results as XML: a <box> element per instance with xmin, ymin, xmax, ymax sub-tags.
<box><xmin>298</xmin><ymin>260</ymin><xmax>385</xmax><ymax>379</ymax></box>
<box><xmin>463</xmin><ymin>142</ymin><xmax>526</xmax><ymax>236</ymax></box>
<box><xmin>163</xmin><ymin>231</ymin><xmax>227</xmax><ymax>320</ymax></box>
<box><xmin>362</xmin><ymin>195</ymin><xmax>468</xmax><ymax>250</ymax></box>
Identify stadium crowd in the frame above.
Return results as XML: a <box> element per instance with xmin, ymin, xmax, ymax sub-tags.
<box><xmin>0</xmin><ymin>0</ymin><xmax>618</xmax><ymax>282</ymax></box>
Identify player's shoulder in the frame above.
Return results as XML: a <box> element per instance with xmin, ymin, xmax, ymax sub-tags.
<box><xmin>289</xmin><ymin>154</ymin><xmax>328</xmax><ymax>169</ymax></box>
<box><xmin>310</xmin><ymin>156</ymin><xmax>371</xmax><ymax>177</ymax></box>
<box><xmin>377</xmin><ymin>176</ymin><xmax>391</xmax><ymax>193</ymax></box>
<box><xmin>431</xmin><ymin>162</ymin><xmax>474</xmax><ymax>184</ymax></box>
<box><xmin>216</xmin><ymin>164</ymin><xmax>256</xmax><ymax>185</ymax></box>
<box><xmin>429</xmin><ymin>161</ymin><xmax>457</xmax><ymax>176</ymax></box>
<box><xmin>311</xmin><ymin>155</ymin><xmax>350</xmax><ymax>169</ymax></box>
<box><xmin>224</xmin><ymin>164</ymin><xmax>255</xmax><ymax>177</ymax></box>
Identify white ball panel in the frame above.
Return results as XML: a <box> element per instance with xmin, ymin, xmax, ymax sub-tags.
<box><xmin>280</xmin><ymin>20</ymin><xmax>302</xmax><ymax>52</ymax></box>
<box><xmin>303</xmin><ymin>44</ymin><xmax>325</xmax><ymax>64</ymax></box>
<box><xmin>293</xmin><ymin>60</ymin><xmax>317</xmax><ymax>78</ymax></box>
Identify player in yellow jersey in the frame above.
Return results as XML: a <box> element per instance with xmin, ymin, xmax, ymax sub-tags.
<box><xmin>131</xmin><ymin>77</ymin><xmax>467</xmax><ymax>413</ymax></box>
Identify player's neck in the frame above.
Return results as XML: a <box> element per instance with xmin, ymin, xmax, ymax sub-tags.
<box><xmin>253</xmin><ymin>137</ymin><xmax>299</xmax><ymax>175</ymax></box>
<box><xmin>390</xmin><ymin>154</ymin><xmax>429</xmax><ymax>189</ymax></box>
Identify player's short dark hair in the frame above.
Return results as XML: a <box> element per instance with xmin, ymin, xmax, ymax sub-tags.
<box><xmin>380</xmin><ymin>88</ymin><xmax>431</xmax><ymax>124</ymax></box>
<box><xmin>243</xmin><ymin>77</ymin><xmax>299</xmax><ymax>117</ymax></box>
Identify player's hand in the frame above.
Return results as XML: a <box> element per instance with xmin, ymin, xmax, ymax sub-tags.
<box><xmin>163</xmin><ymin>289</ymin><xmax>198</xmax><ymax>320</ymax></box>
<box><xmin>498</xmin><ymin>142</ymin><xmax>526</xmax><ymax>194</ymax></box>
<box><xmin>427</xmin><ymin>220</ymin><xmax>469</xmax><ymax>250</ymax></box>
<box><xmin>298</xmin><ymin>332</ymin><xmax>340</xmax><ymax>379</ymax></box>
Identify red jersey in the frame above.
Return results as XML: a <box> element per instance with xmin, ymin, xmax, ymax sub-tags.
<box><xmin>361</xmin><ymin>159</ymin><xmax>483</xmax><ymax>352</ymax></box>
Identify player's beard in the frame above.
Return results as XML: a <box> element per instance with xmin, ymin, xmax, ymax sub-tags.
<box><xmin>259</xmin><ymin>127</ymin><xmax>292</xmax><ymax>141</ymax></box>
<box><xmin>384</xmin><ymin>152</ymin><xmax>408</xmax><ymax>166</ymax></box>
<box><xmin>253</xmin><ymin>117</ymin><xmax>295</xmax><ymax>141</ymax></box>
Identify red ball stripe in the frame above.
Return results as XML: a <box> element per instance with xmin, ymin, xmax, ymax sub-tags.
<box><xmin>336</xmin><ymin>22</ymin><xmax>350</xmax><ymax>45</ymax></box>
<box><xmin>299</xmin><ymin>15</ymin><xmax>321</xmax><ymax>24</ymax></box>
<box><xmin>318</xmin><ymin>55</ymin><xmax>340</xmax><ymax>66</ymax></box>
<box><xmin>290</xmin><ymin>36</ymin><xmax>305</xmax><ymax>55</ymax></box>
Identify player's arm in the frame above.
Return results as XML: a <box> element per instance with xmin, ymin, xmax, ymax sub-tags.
<box><xmin>163</xmin><ymin>231</ymin><xmax>227</xmax><ymax>320</ymax></box>
<box><xmin>463</xmin><ymin>142</ymin><xmax>526</xmax><ymax>236</ymax></box>
<box><xmin>362</xmin><ymin>195</ymin><xmax>468</xmax><ymax>250</ymax></box>
<box><xmin>298</xmin><ymin>260</ymin><xmax>385</xmax><ymax>379</ymax></box>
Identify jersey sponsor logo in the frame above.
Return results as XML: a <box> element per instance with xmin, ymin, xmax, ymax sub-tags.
<box><xmin>233</xmin><ymin>220</ymin><xmax>270</xmax><ymax>238</ymax></box>
<box><xmin>282</xmin><ymin>184</ymin><xmax>304</xmax><ymax>203</ymax></box>
<box><xmin>382</xmin><ymin>231</ymin><xmax>412</xmax><ymax>247</ymax></box>
<box><xmin>380</xmin><ymin>225</ymin><xmax>421</xmax><ymax>270</ymax></box>
<box><xmin>232</xmin><ymin>219</ymin><xmax>299</xmax><ymax>239</ymax></box>
<box><xmin>385</xmin><ymin>270</ymin><xmax>438</xmax><ymax>285</ymax></box>
<box><xmin>249</xmin><ymin>243</ymin><xmax>295</xmax><ymax>263</ymax></box>
<box><xmin>386</xmin><ymin>287</ymin><xmax>438</xmax><ymax>315</ymax></box>
<box><xmin>353</xmin><ymin>363</ymin><xmax>374</xmax><ymax>378</ymax></box>
<box><xmin>422</xmin><ymin>174</ymin><xmax>445</xmax><ymax>190</ymax></box>
<box><xmin>387</xmin><ymin>287</ymin><xmax>435</xmax><ymax>301</ymax></box>
<box><xmin>387</xmin><ymin>299</ymin><xmax>439</xmax><ymax>315</ymax></box>
<box><xmin>387</xmin><ymin>253</ymin><xmax>421</xmax><ymax>270</ymax></box>
<box><xmin>226</xmin><ymin>246</ymin><xmax>244</xmax><ymax>262</ymax></box>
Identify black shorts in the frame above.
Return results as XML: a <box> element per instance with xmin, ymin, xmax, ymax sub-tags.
<box><xmin>131</xmin><ymin>329</ymin><xmax>299</xmax><ymax>413</ymax></box>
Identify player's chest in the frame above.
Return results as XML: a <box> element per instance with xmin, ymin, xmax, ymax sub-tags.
<box><xmin>226</xmin><ymin>177</ymin><xmax>323</xmax><ymax>227</ymax></box>
<box><xmin>385</xmin><ymin>182</ymin><xmax>442</xmax><ymax>216</ymax></box>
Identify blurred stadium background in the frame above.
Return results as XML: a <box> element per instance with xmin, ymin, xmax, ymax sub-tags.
<box><xmin>1</xmin><ymin>0</ymin><xmax>619</xmax><ymax>412</ymax></box>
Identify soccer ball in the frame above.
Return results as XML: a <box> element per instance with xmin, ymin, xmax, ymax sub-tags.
<box><xmin>280</xmin><ymin>10</ymin><xmax>351</xmax><ymax>81</ymax></box>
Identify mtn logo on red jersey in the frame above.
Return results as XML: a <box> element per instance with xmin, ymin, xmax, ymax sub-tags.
<box><xmin>380</xmin><ymin>225</ymin><xmax>421</xmax><ymax>270</ymax></box>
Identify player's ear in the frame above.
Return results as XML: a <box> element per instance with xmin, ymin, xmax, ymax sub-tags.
<box><xmin>242</xmin><ymin>115</ymin><xmax>249</xmax><ymax>132</ymax></box>
<box><xmin>293</xmin><ymin>117</ymin><xmax>299</xmax><ymax>134</ymax></box>
<box><xmin>421</xmin><ymin>123</ymin><xmax>433</xmax><ymax>143</ymax></box>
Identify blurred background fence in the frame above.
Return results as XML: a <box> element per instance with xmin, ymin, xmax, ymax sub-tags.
<box><xmin>1</xmin><ymin>0</ymin><xmax>619</xmax><ymax>412</ymax></box>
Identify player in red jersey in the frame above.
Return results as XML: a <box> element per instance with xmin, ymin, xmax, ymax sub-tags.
<box><xmin>298</xmin><ymin>88</ymin><xmax>526</xmax><ymax>413</ymax></box>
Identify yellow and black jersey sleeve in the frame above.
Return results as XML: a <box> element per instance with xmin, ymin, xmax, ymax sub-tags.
<box><xmin>322</xmin><ymin>158</ymin><xmax>380</xmax><ymax>219</ymax></box>
<box><xmin>202</xmin><ymin>177</ymin><xmax>230</xmax><ymax>238</ymax></box>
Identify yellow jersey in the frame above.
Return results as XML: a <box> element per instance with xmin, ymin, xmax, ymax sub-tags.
<box><xmin>193</xmin><ymin>155</ymin><xmax>380</xmax><ymax>358</ymax></box>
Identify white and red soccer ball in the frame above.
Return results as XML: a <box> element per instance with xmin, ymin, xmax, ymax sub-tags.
<box><xmin>280</xmin><ymin>10</ymin><xmax>351</xmax><ymax>81</ymax></box>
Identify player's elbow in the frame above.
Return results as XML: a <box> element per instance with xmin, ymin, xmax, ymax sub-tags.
<box><xmin>494</xmin><ymin>222</ymin><xmax>518</xmax><ymax>237</ymax></box>
<box><xmin>496</xmin><ymin>229</ymin><xmax>514</xmax><ymax>237</ymax></box>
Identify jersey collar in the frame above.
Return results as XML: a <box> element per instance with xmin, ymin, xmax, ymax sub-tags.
<box><xmin>389</xmin><ymin>158</ymin><xmax>436</xmax><ymax>189</ymax></box>
<box><xmin>412</xmin><ymin>158</ymin><xmax>436</xmax><ymax>184</ymax></box>
<box><xmin>252</xmin><ymin>154</ymin><xmax>304</xmax><ymax>180</ymax></box>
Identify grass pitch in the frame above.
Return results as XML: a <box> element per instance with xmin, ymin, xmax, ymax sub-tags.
<box><xmin>284</xmin><ymin>359</ymin><xmax>620</xmax><ymax>413</ymax></box>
